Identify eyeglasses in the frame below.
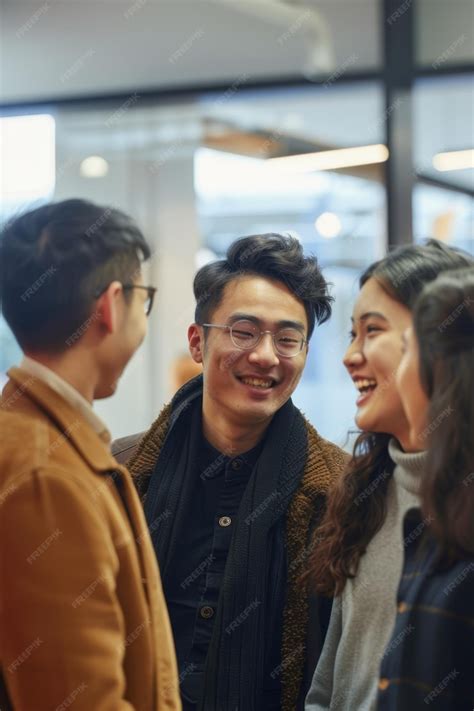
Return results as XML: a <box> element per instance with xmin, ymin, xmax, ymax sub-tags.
<box><xmin>122</xmin><ymin>284</ymin><xmax>157</xmax><ymax>316</ymax></box>
<box><xmin>201</xmin><ymin>319</ymin><xmax>307</xmax><ymax>358</ymax></box>
<box><xmin>94</xmin><ymin>284</ymin><xmax>157</xmax><ymax>316</ymax></box>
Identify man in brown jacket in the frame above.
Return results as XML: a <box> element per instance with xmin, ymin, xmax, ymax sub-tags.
<box><xmin>113</xmin><ymin>234</ymin><xmax>347</xmax><ymax>711</ymax></box>
<box><xmin>0</xmin><ymin>200</ymin><xmax>180</xmax><ymax>710</ymax></box>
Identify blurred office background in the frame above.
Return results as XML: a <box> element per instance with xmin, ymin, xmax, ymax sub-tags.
<box><xmin>1</xmin><ymin>0</ymin><xmax>473</xmax><ymax>448</ymax></box>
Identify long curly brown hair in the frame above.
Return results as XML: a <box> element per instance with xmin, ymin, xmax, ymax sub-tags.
<box><xmin>308</xmin><ymin>241</ymin><xmax>472</xmax><ymax>596</ymax></box>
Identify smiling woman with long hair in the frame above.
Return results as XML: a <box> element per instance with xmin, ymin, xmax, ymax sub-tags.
<box><xmin>305</xmin><ymin>241</ymin><xmax>472</xmax><ymax>711</ymax></box>
<box><xmin>376</xmin><ymin>267</ymin><xmax>474</xmax><ymax>710</ymax></box>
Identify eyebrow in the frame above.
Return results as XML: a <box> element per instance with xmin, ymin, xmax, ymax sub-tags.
<box><xmin>350</xmin><ymin>311</ymin><xmax>389</xmax><ymax>323</ymax></box>
<box><xmin>228</xmin><ymin>313</ymin><xmax>306</xmax><ymax>332</ymax></box>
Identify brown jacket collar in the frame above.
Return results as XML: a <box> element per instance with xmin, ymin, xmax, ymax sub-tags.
<box><xmin>3</xmin><ymin>367</ymin><xmax>117</xmax><ymax>473</ymax></box>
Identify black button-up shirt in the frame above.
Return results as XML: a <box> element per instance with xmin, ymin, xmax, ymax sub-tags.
<box><xmin>166</xmin><ymin>435</ymin><xmax>263</xmax><ymax>706</ymax></box>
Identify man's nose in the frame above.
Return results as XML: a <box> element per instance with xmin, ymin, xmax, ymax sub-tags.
<box><xmin>248</xmin><ymin>332</ymin><xmax>280</xmax><ymax>366</ymax></box>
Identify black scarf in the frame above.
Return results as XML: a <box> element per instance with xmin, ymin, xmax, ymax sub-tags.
<box><xmin>143</xmin><ymin>375</ymin><xmax>308</xmax><ymax>710</ymax></box>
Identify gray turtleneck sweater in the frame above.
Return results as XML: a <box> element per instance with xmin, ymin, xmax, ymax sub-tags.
<box><xmin>305</xmin><ymin>439</ymin><xmax>426</xmax><ymax>711</ymax></box>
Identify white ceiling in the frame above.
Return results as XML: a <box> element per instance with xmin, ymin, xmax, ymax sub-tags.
<box><xmin>0</xmin><ymin>0</ymin><xmax>381</xmax><ymax>104</ymax></box>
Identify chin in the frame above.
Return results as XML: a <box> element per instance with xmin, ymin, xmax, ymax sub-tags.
<box><xmin>355</xmin><ymin>412</ymin><xmax>385</xmax><ymax>435</ymax></box>
<box><xmin>94</xmin><ymin>380</ymin><xmax>118</xmax><ymax>400</ymax></box>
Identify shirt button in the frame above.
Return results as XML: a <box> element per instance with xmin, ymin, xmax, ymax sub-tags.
<box><xmin>218</xmin><ymin>516</ymin><xmax>232</xmax><ymax>527</ymax></box>
<box><xmin>397</xmin><ymin>601</ymin><xmax>408</xmax><ymax>613</ymax></box>
<box><xmin>378</xmin><ymin>678</ymin><xmax>390</xmax><ymax>691</ymax></box>
<box><xmin>200</xmin><ymin>605</ymin><xmax>214</xmax><ymax>619</ymax></box>
<box><xmin>231</xmin><ymin>459</ymin><xmax>242</xmax><ymax>470</ymax></box>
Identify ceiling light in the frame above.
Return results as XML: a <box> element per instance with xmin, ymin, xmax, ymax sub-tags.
<box><xmin>80</xmin><ymin>156</ymin><xmax>109</xmax><ymax>178</ymax></box>
<box><xmin>433</xmin><ymin>149</ymin><xmax>474</xmax><ymax>172</ymax></box>
<box><xmin>315</xmin><ymin>212</ymin><xmax>341</xmax><ymax>238</ymax></box>
<box><xmin>267</xmin><ymin>144</ymin><xmax>389</xmax><ymax>173</ymax></box>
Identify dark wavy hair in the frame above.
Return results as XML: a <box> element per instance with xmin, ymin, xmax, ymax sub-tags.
<box><xmin>414</xmin><ymin>267</ymin><xmax>474</xmax><ymax>564</ymax></box>
<box><xmin>308</xmin><ymin>240</ymin><xmax>472</xmax><ymax>596</ymax></box>
<box><xmin>193</xmin><ymin>233</ymin><xmax>333</xmax><ymax>340</ymax></box>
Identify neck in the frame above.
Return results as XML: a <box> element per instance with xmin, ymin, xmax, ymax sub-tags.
<box><xmin>25</xmin><ymin>350</ymin><xmax>96</xmax><ymax>403</ymax></box>
<box><xmin>396</xmin><ymin>430</ymin><xmax>424</xmax><ymax>454</ymax></box>
<box><xmin>390</xmin><ymin>414</ymin><xmax>422</xmax><ymax>454</ymax></box>
<box><xmin>201</xmin><ymin>408</ymin><xmax>270</xmax><ymax>456</ymax></box>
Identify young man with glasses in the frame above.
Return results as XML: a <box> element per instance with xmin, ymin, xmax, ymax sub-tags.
<box><xmin>113</xmin><ymin>233</ymin><xmax>347</xmax><ymax>711</ymax></box>
<box><xmin>0</xmin><ymin>199</ymin><xmax>180</xmax><ymax>710</ymax></box>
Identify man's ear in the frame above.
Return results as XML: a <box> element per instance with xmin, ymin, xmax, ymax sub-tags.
<box><xmin>97</xmin><ymin>281</ymin><xmax>123</xmax><ymax>335</ymax></box>
<box><xmin>188</xmin><ymin>323</ymin><xmax>204</xmax><ymax>364</ymax></box>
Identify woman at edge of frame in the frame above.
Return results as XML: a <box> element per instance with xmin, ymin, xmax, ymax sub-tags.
<box><xmin>304</xmin><ymin>240</ymin><xmax>472</xmax><ymax>711</ymax></box>
<box><xmin>376</xmin><ymin>266</ymin><xmax>474</xmax><ymax>710</ymax></box>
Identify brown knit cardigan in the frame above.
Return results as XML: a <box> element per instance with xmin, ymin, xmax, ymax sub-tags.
<box><xmin>118</xmin><ymin>403</ymin><xmax>347</xmax><ymax>710</ymax></box>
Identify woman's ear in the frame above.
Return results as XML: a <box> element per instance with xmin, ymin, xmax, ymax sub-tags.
<box><xmin>188</xmin><ymin>323</ymin><xmax>204</xmax><ymax>364</ymax></box>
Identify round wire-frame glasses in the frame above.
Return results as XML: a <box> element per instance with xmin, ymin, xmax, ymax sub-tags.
<box><xmin>201</xmin><ymin>319</ymin><xmax>307</xmax><ymax>357</ymax></box>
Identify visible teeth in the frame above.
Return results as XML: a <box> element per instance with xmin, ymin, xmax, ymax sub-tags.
<box><xmin>241</xmin><ymin>377</ymin><xmax>273</xmax><ymax>389</ymax></box>
<box><xmin>355</xmin><ymin>378</ymin><xmax>377</xmax><ymax>392</ymax></box>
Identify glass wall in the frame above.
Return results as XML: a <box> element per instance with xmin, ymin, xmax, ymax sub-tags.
<box><xmin>0</xmin><ymin>80</ymin><xmax>387</xmax><ymax>445</ymax></box>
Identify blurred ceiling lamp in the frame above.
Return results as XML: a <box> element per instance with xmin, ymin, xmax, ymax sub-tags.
<box><xmin>432</xmin><ymin>149</ymin><xmax>474</xmax><ymax>172</ymax></box>
<box><xmin>80</xmin><ymin>156</ymin><xmax>109</xmax><ymax>178</ymax></box>
<box><xmin>315</xmin><ymin>212</ymin><xmax>341</xmax><ymax>239</ymax></box>
<box><xmin>267</xmin><ymin>144</ymin><xmax>389</xmax><ymax>173</ymax></box>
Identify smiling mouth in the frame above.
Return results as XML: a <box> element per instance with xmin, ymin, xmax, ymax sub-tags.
<box><xmin>237</xmin><ymin>375</ymin><xmax>276</xmax><ymax>390</ymax></box>
<box><xmin>354</xmin><ymin>378</ymin><xmax>377</xmax><ymax>396</ymax></box>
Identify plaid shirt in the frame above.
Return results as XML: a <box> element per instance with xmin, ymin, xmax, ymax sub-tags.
<box><xmin>377</xmin><ymin>507</ymin><xmax>474</xmax><ymax>710</ymax></box>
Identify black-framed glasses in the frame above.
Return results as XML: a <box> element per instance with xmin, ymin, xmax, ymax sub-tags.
<box><xmin>122</xmin><ymin>284</ymin><xmax>157</xmax><ymax>316</ymax></box>
<box><xmin>201</xmin><ymin>319</ymin><xmax>307</xmax><ymax>358</ymax></box>
<box><xmin>94</xmin><ymin>284</ymin><xmax>157</xmax><ymax>316</ymax></box>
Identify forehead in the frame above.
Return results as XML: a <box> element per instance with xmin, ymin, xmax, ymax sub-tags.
<box><xmin>353</xmin><ymin>277</ymin><xmax>410</xmax><ymax>324</ymax></box>
<box><xmin>213</xmin><ymin>275</ymin><xmax>308</xmax><ymax>330</ymax></box>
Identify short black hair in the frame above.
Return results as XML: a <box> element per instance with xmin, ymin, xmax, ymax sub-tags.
<box><xmin>0</xmin><ymin>198</ymin><xmax>150</xmax><ymax>352</ymax></box>
<box><xmin>193</xmin><ymin>233</ymin><xmax>332</xmax><ymax>340</ymax></box>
